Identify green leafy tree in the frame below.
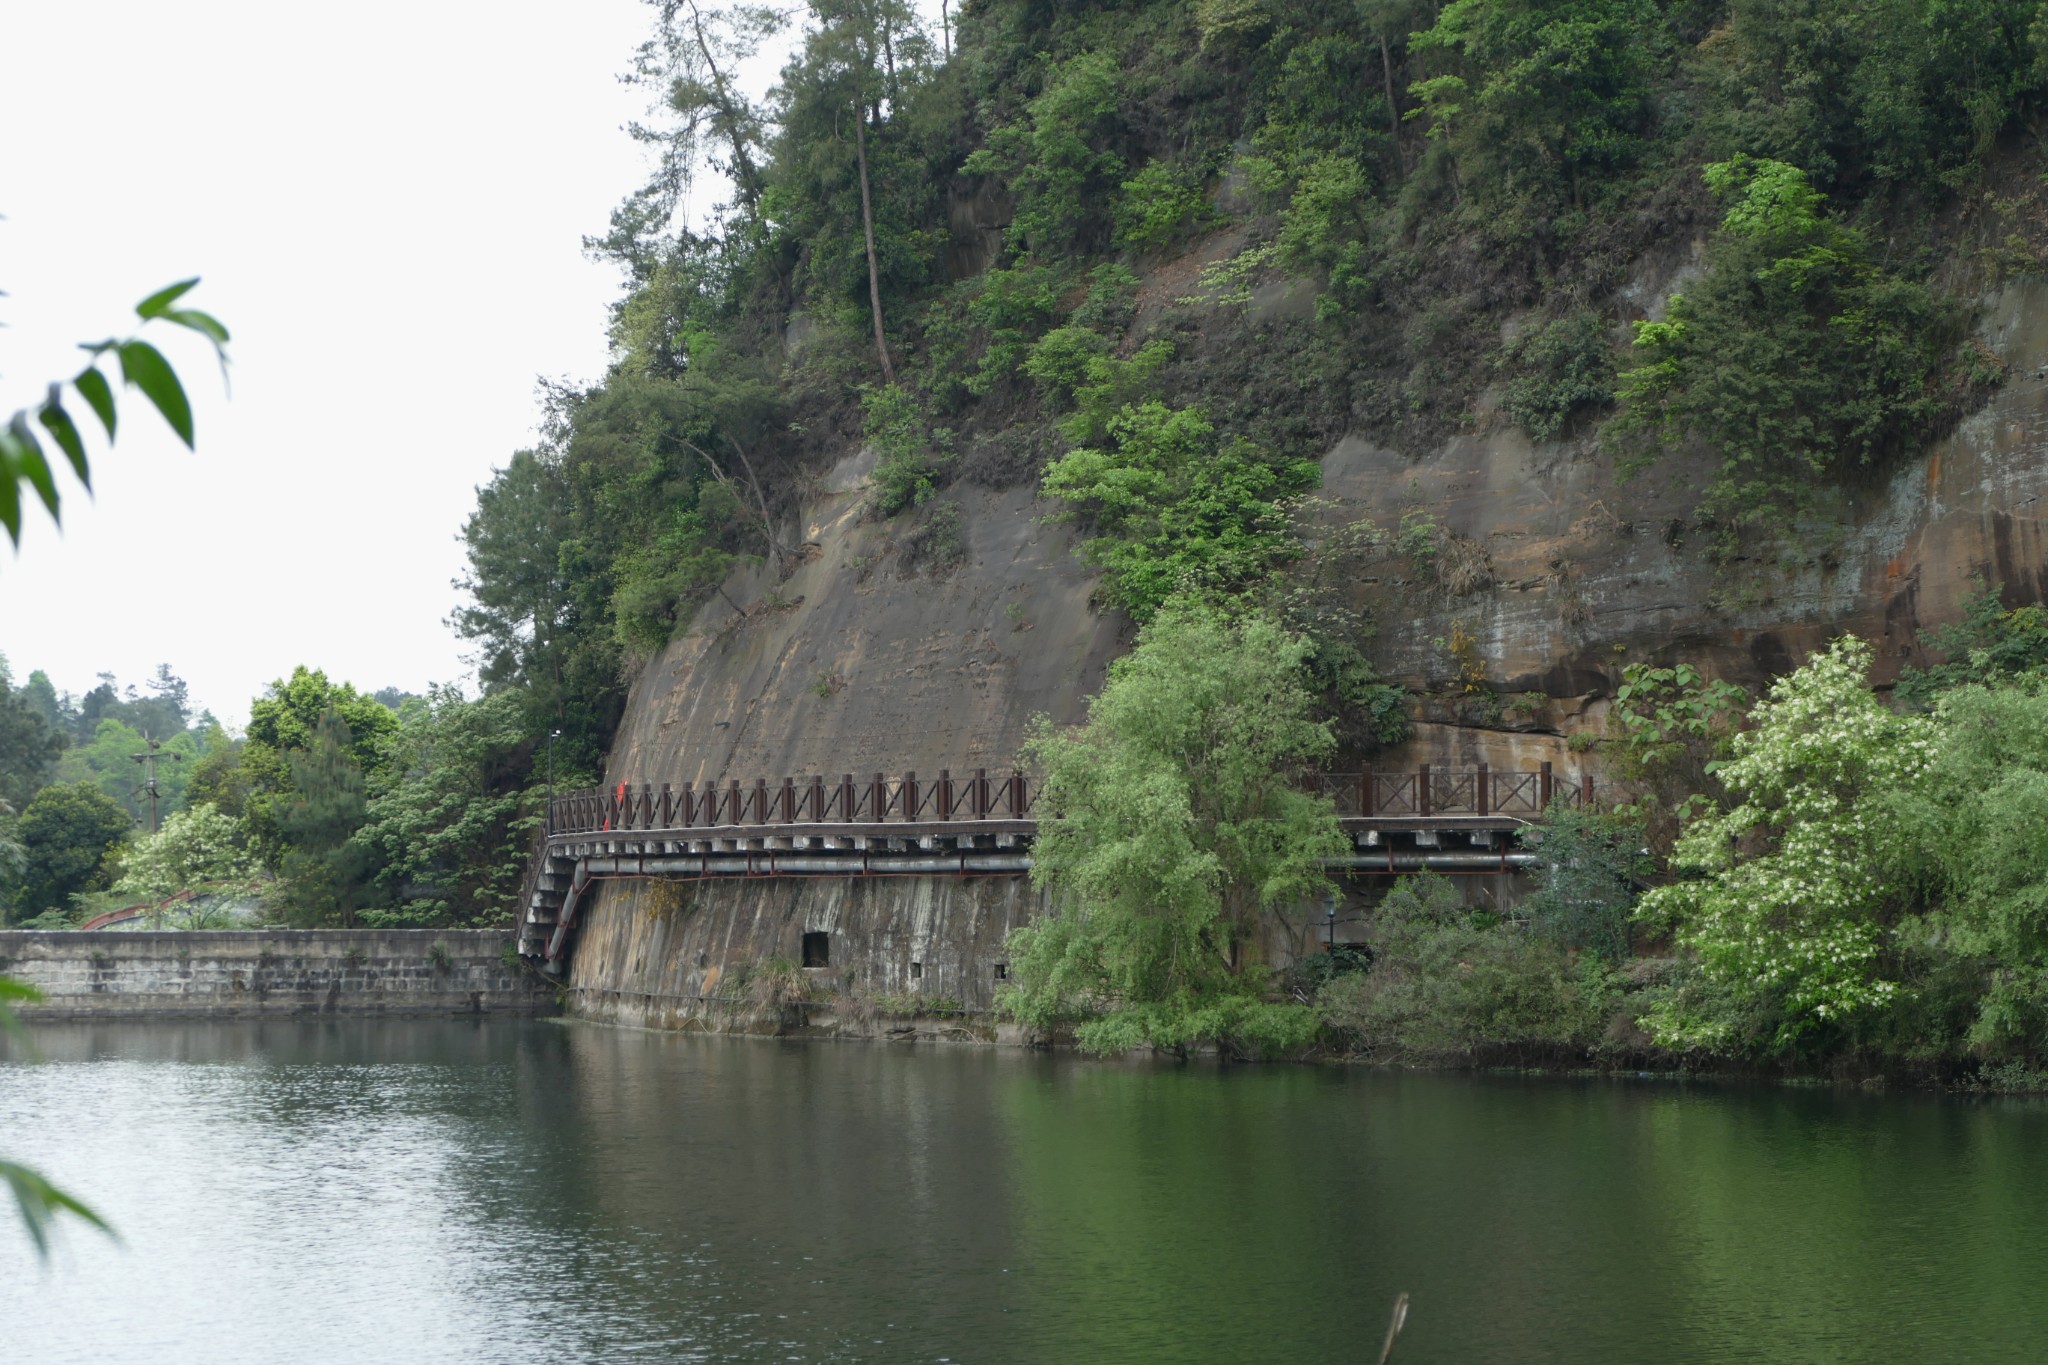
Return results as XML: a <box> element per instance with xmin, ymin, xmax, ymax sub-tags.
<box><xmin>1002</xmin><ymin>600</ymin><xmax>1344</xmax><ymax>1056</ymax></box>
<box><xmin>965</xmin><ymin>48</ymin><xmax>1128</xmax><ymax>257</ymax></box>
<box><xmin>1614</xmin><ymin>157</ymin><xmax>1966</xmax><ymax>549</ymax></box>
<box><xmin>245</xmin><ymin>667</ymin><xmax>396</xmax><ymax>770</ymax></box>
<box><xmin>1040</xmin><ymin>400</ymin><xmax>1319</xmax><ymax>621</ymax></box>
<box><xmin>1519</xmin><ymin>804</ymin><xmax>1650</xmax><ymax>960</ymax></box>
<box><xmin>272</xmin><ymin>710</ymin><xmax>372</xmax><ymax>928</ymax></box>
<box><xmin>1317</xmin><ymin>874</ymin><xmax>1618</xmax><ymax>1061</ymax></box>
<box><xmin>1407</xmin><ymin>0</ymin><xmax>1659</xmax><ymax>216</ymax></box>
<box><xmin>1637</xmin><ymin>637</ymin><xmax>1935</xmax><ymax>1052</ymax></box>
<box><xmin>0</xmin><ymin>284</ymin><xmax>220</xmax><ymax>1254</ymax></box>
<box><xmin>11</xmin><ymin>780</ymin><xmax>132</xmax><ymax>922</ymax></box>
<box><xmin>110</xmin><ymin>801</ymin><xmax>258</xmax><ymax>903</ymax></box>
<box><xmin>0</xmin><ymin>658</ymin><xmax>65</xmax><ymax>810</ymax></box>
<box><xmin>1894</xmin><ymin>580</ymin><xmax>2048</xmax><ymax>706</ymax></box>
<box><xmin>351</xmin><ymin>688</ymin><xmax>537</xmax><ymax>927</ymax></box>
<box><xmin>1884</xmin><ymin>682</ymin><xmax>2048</xmax><ymax>1053</ymax></box>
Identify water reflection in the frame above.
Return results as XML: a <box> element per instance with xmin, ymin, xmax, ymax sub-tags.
<box><xmin>4</xmin><ymin>1022</ymin><xmax>2046</xmax><ymax>1363</ymax></box>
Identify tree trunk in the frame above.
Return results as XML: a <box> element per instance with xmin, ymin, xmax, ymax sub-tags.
<box><xmin>852</xmin><ymin>100</ymin><xmax>896</xmax><ymax>384</ymax></box>
<box><xmin>684</xmin><ymin>0</ymin><xmax>763</xmax><ymax>205</ymax></box>
<box><xmin>941</xmin><ymin>0</ymin><xmax>951</xmax><ymax>59</ymax></box>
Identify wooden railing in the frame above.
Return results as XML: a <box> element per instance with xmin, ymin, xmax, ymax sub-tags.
<box><xmin>1300</xmin><ymin>762</ymin><xmax>1590</xmax><ymax>819</ymax></box>
<box><xmin>545</xmin><ymin>763</ymin><xmax>1593</xmax><ymax>838</ymax></box>
<box><xmin>549</xmin><ymin>768</ymin><xmax>1037</xmax><ymax>836</ymax></box>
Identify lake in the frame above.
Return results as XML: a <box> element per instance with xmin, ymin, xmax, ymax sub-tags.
<box><xmin>4</xmin><ymin>1019</ymin><xmax>2045</xmax><ymax>1363</ymax></box>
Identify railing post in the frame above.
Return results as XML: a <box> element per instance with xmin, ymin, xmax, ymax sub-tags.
<box><xmin>809</xmin><ymin>774</ymin><xmax>825</xmax><ymax>822</ymax></box>
<box><xmin>1476</xmin><ymin>764</ymin><xmax>1490</xmax><ymax>817</ymax></box>
<box><xmin>973</xmin><ymin>767</ymin><xmax>988</xmax><ymax>819</ymax></box>
<box><xmin>642</xmin><ymin>783</ymin><xmax>656</xmax><ymax>827</ymax></box>
<box><xmin>938</xmin><ymin>769</ymin><xmax>953</xmax><ymax>820</ymax></box>
<box><xmin>1418</xmin><ymin>763</ymin><xmax>1432</xmax><ymax>818</ymax></box>
<box><xmin>682</xmin><ymin>782</ymin><xmax>696</xmax><ymax>828</ymax></box>
<box><xmin>840</xmin><ymin>773</ymin><xmax>856</xmax><ymax>822</ymax></box>
<box><xmin>1009</xmin><ymin>771</ymin><xmax>1026</xmax><ymax>816</ymax></box>
<box><xmin>1361</xmin><ymin>765</ymin><xmax>1373</xmax><ymax>818</ymax></box>
<box><xmin>904</xmin><ymin>771</ymin><xmax>919</xmax><ymax>821</ymax></box>
<box><xmin>872</xmin><ymin>772</ymin><xmax>887</xmax><ymax>821</ymax></box>
<box><xmin>753</xmin><ymin>777</ymin><xmax>769</xmax><ymax>824</ymax></box>
<box><xmin>659</xmin><ymin>783</ymin><xmax>672</xmax><ymax>827</ymax></box>
<box><xmin>727</xmin><ymin>779</ymin><xmax>742</xmax><ymax>825</ymax></box>
<box><xmin>780</xmin><ymin>776</ymin><xmax>795</xmax><ymax>823</ymax></box>
<box><xmin>1540</xmin><ymin>760</ymin><xmax>1553</xmax><ymax>810</ymax></box>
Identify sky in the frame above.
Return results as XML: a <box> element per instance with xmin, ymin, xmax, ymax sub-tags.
<box><xmin>0</xmin><ymin>0</ymin><xmax>660</xmax><ymax>726</ymax></box>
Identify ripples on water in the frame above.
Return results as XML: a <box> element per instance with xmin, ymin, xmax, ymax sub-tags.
<box><xmin>4</xmin><ymin>1020</ymin><xmax>2047</xmax><ymax>1363</ymax></box>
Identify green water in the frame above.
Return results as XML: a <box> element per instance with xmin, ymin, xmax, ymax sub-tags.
<box><xmin>3</xmin><ymin>1020</ymin><xmax>2044</xmax><ymax>1362</ymax></box>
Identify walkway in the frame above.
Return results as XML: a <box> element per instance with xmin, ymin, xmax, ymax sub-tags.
<box><xmin>516</xmin><ymin>763</ymin><xmax>1593</xmax><ymax>966</ymax></box>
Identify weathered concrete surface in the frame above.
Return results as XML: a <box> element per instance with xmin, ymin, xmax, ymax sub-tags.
<box><xmin>0</xmin><ymin>930</ymin><xmax>555</xmax><ymax>1018</ymax></box>
<box><xmin>604</xmin><ymin>452</ymin><xmax>1126</xmax><ymax>791</ymax></box>
<box><xmin>566</xmin><ymin>875</ymin><xmax>1041</xmax><ymax>1031</ymax></box>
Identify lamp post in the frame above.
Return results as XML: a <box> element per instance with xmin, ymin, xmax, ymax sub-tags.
<box><xmin>1324</xmin><ymin>888</ymin><xmax>1338</xmax><ymax>951</ymax></box>
<box><xmin>546</xmin><ymin>729</ymin><xmax>562</xmax><ymax>833</ymax></box>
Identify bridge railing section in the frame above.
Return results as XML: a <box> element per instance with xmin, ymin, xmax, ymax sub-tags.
<box><xmin>548</xmin><ymin>768</ymin><xmax>1039</xmax><ymax>837</ymax></box>
<box><xmin>1300</xmin><ymin>761</ymin><xmax>1591</xmax><ymax>819</ymax></box>
<box><xmin>545</xmin><ymin>763</ymin><xmax>1594</xmax><ymax>838</ymax></box>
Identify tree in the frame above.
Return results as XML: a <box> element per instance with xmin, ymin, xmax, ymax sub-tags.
<box><xmin>0</xmin><ymin>657</ymin><xmax>65</xmax><ymax>810</ymax></box>
<box><xmin>245</xmin><ymin>667</ymin><xmax>396</xmax><ymax>772</ymax></box>
<box><xmin>797</xmin><ymin>0</ymin><xmax>932</xmax><ymax>381</ymax></box>
<box><xmin>1407</xmin><ymin>0</ymin><xmax>1659</xmax><ymax>214</ymax></box>
<box><xmin>1614</xmin><ymin>158</ymin><xmax>1963</xmax><ymax>550</ymax></box>
<box><xmin>111</xmin><ymin>801</ymin><xmax>258</xmax><ymax>904</ymax></box>
<box><xmin>351</xmin><ymin>688</ymin><xmax>537</xmax><ymax>927</ymax></box>
<box><xmin>12</xmin><ymin>781</ymin><xmax>133</xmax><ymax>922</ymax></box>
<box><xmin>1001</xmin><ymin>600</ymin><xmax>1344</xmax><ymax>1056</ymax></box>
<box><xmin>272</xmin><ymin>710</ymin><xmax>372</xmax><ymax>927</ymax></box>
<box><xmin>596</xmin><ymin>0</ymin><xmax>783</xmax><ymax>267</ymax></box>
<box><xmin>1636</xmin><ymin>637</ymin><xmax>1935</xmax><ymax>1052</ymax></box>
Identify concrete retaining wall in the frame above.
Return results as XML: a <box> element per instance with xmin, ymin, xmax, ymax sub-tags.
<box><xmin>0</xmin><ymin>929</ymin><xmax>557</xmax><ymax>1018</ymax></box>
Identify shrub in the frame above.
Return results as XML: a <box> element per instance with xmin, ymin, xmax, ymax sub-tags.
<box><xmin>1317</xmin><ymin>876</ymin><xmax>1618</xmax><ymax>1062</ymax></box>
<box><xmin>1500</xmin><ymin>311</ymin><xmax>1615</xmax><ymax>440</ymax></box>
<box><xmin>863</xmin><ymin>384</ymin><xmax>954</xmax><ymax>515</ymax></box>
<box><xmin>1113</xmin><ymin>159</ymin><xmax>1216</xmax><ymax>254</ymax></box>
<box><xmin>1040</xmin><ymin>400</ymin><xmax>1319</xmax><ymax>621</ymax></box>
<box><xmin>1613</xmin><ymin>158</ymin><xmax>1969</xmax><ymax>550</ymax></box>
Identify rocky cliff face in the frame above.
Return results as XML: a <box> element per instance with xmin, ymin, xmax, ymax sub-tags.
<box><xmin>566</xmin><ymin>276</ymin><xmax>2048</xmax><ymax>1026</ymax></box>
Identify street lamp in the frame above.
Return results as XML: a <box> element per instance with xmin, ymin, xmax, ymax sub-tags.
<box><xmin>546</xmin><ymin>730</ymin><xmax>562</xmax><ymax>832</ymax></box>
<box><xmin>1324</xmin><ymin>888</ymin><xmax>1338</xmax><ymax>951</ymax></box>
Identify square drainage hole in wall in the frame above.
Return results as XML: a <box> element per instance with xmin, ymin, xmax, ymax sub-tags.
<box><xmin>802</xmin><ymin>932</ymin><xmax>831</xmax><ymax>968</ymax></box>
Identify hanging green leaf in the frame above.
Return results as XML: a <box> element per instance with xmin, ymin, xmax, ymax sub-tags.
<box><xmin>117</xmin><ymin>339</ymin><xmax>194</xmax><ymax>447</ymax></box>
<box><xmin>37</xmin><ymin>390</ymin><xmax>89</xmax><ymax>482</ymax></box>
<box><xmin>6</xmin><ymin>415</ymin><xmax>59</xmax><ymax>516</ymax></box>
<box><xmin>71</xmin><ymin>366</ymin><xmax>116</xmax><ymax>447</ymax></box>
<box><xmin>0</xmin><ymin>1159</ymin><xmax>113</xmax><ymax>1261</ymax></box>
<box><xmin>0</xmin><ymin>432</ymin><xmax>21</xmax><ymax>541</ymax></box>
<box><xmin>134</xmin><ymin>277</ymin><xmax>200</xmax><ymax>319</ymax></box>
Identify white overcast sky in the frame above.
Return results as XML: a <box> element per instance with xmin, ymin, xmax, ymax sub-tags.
<box><xmin>0</xmin><ymin>0</ymin><xmax>661</xmax><ymax>725</ymax></box>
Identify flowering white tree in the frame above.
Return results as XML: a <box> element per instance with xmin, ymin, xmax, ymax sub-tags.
<box><xmin>1637</xmin><ymin>637</ymin><xmax>1936</xmax><ymax>1049</ymax></box>
<box><xmin>113</xmin><ymin>801</ymin><xmax>257</xmax><ymax>903</ymax></box>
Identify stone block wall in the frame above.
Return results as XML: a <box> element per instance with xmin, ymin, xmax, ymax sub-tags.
<box><xmin>0</xmin><ymin>929</ymin><xmax>556</xmax><ymax>1018</ymax></box>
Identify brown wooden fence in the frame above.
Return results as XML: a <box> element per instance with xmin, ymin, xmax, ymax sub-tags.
<box><xmin>546</xmin><ymin>762</ymin><xmax>1592</xmax><ymax>838</ymax></box>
